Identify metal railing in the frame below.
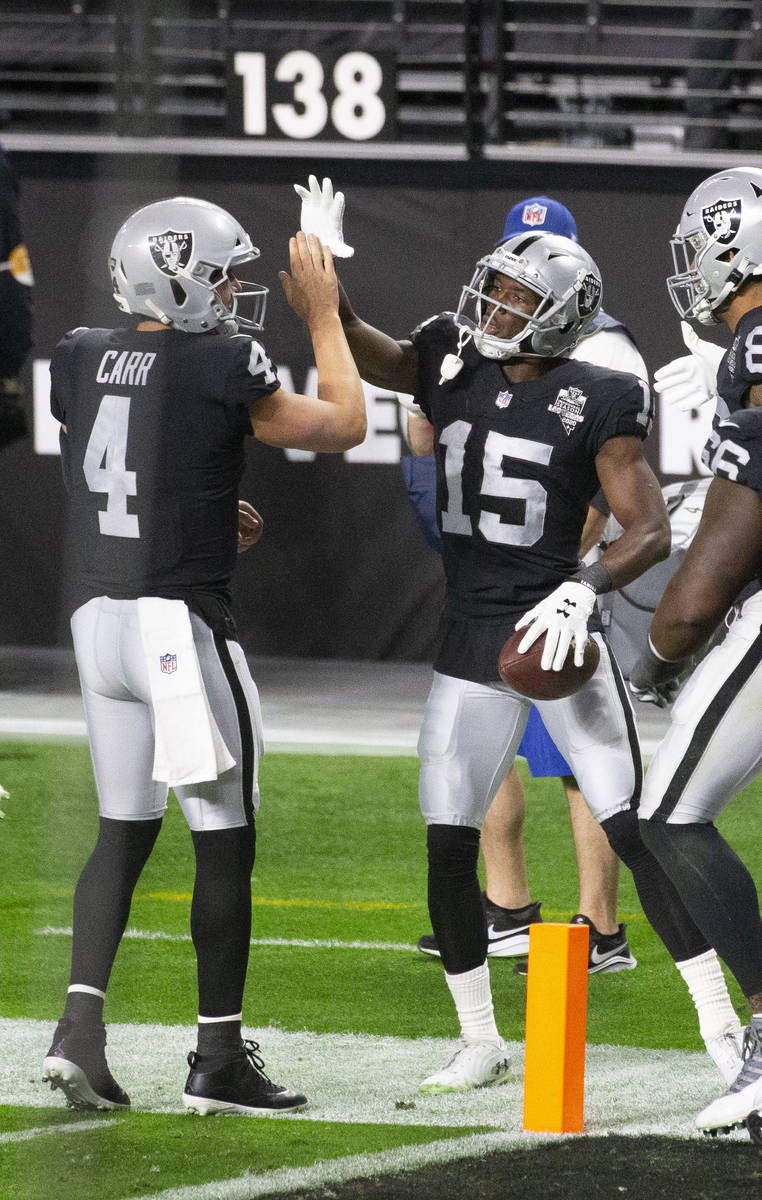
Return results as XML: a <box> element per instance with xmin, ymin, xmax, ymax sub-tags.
<box><xmin>1</xmin><ymin>1</ymin><xmax>760</xmax><ymax>159</ymax></box>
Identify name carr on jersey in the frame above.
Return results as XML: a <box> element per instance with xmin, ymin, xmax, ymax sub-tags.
<box><xmin>96</xmin><ymin>349</ymin><xmax>157</xmax><ymax>387</ymax></box>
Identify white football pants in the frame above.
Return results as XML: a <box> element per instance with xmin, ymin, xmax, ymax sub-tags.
<box><xmin>418</xmin><ymin>632</ymin><xmax>640</xmax><ymax>828</ymax></box>
<box><xmin>71</xmin><ymin>596</ymin><xmax>263</xmax><ymax>830</ymax></box>
<box><xmin>640</xmin><ymin>590</ymin><xmax>762</xmax><ymax>824</ymax></box>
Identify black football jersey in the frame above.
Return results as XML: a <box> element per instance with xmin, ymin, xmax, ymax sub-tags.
<box><xmin>50</xmin><ymin>326</ymin><xmax>280</xmax><ymax>624</ymax></box>
<box><xmin>712</xmin><ymin>305</ymin><xmax>762</xmax><ymax>419</ymax></box>
<box><xmin>411</xmin><ymin>313</ymin><xmax>653</xmax><ymax>681</ymax></box>
<box><xmin>710</xmin><ymin>407</ymin><xmax>762</xmax><ymax>589</ymax></box>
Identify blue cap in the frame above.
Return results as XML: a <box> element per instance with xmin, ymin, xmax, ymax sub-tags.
<box><xmin>498</xmin><ymin>196</ymin><xmax>578</xmax><ymax>245</ymax></box>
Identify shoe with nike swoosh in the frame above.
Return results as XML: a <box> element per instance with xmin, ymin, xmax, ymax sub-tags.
<box><xmin>416</xmin><ymin>895</ymin><xmax>542</xmax><ymax>958</ymax></box>
<box><xmin>513</xmin><ymin>913</ymin><xmax>637</xmax><ymax>976</ymax></box>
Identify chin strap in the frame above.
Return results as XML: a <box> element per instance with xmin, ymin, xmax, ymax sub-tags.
<box><xmin>438</xmin><ymin>325</ymin><xmax>473</xmax><ymax>385</ymax></box>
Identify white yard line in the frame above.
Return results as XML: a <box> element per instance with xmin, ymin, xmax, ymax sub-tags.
<box><xmin>121</xmin><ymin>1133</ymin><xmax>522</xmax><ymax>1200</ymax></box>
<box><xmin>2</xmin><ymin>1018</ymin><xmax>743</xmax><ymax>1200</ymax></box>
<box><xmin>1</xmin><ymin>1017</ymin><xmax>734</xmax><ymax>1132</ymax></box>
<box><xmin>35</xmin><ymin>927</ymin><xmax>417</xmax><ymax>951</ymax></box>
<box><xmin>0</xmin><ymin>1118</ymin><xmax>124</xmax><ymax>1143</ymax></box>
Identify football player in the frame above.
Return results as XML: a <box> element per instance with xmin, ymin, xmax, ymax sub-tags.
<box><xmin>299</xmin><ymin>177</ymin><xmax>731</xmax><ymax>1095</ymax></box>
<box><xmin>42</xmin><ymin>197</ymin><xmax>365</xmax><ymax>1115</ymax></box>
<box><xmin>632</xmin><ymin>166</ymin><xmax>762</xmax><ymax>1135</ymax></box>
<box><xmin>406</xmin><ymin>195</ymin><xmax>644</xmax><ymax>974</ymax></box>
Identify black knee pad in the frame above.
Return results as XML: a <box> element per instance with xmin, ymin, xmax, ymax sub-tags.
<box><xmin>600</xmin><ymin>808</ymin><xmax>646</xmax><ymax>870</ymax></box>
<box><xmin>426</xmin><ymin>822</ymin><xmax>480</xmax><ymax>875</ymax></box>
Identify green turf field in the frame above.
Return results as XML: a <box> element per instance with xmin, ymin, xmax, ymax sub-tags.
<box><xmin>1</xmin><ymin>742</ymin><xmax>761</xmax><ymax>1198</ymax></box>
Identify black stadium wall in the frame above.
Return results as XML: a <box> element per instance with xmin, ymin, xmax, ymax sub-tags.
<box><xmin>0</xmin><ymin>152</ymin><xmax>723</xmax><ymax>661</ymax></box>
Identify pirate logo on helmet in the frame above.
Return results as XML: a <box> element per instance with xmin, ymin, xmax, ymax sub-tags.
<box><xmin>701</xmin><ymin>199</ymin><xmax>741</xmax><ymax>246</ymax></box>
<box><xmin>148</xmin><ymin>230</ymin><xmax>193</xmax><ymax>277</ymax></box>
<box><xmin>578</xmin><ymin>272</ymin><xmax>602</xmax><ymax>317</ymax></box>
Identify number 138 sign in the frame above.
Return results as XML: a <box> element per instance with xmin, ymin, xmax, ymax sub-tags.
<box><xmin>230</xmin><ymin>48</ymin><xmax>395</xmax><ymax>142</ymax></box>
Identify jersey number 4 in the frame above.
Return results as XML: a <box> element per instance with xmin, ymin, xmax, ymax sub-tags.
<box><xmin>83</xmin><ymin>394</ymin><xmax>140</xmax><ymax>538</ymax></box>
<box><xmin>439</xmin><ymin>419</ymin><xmax>552</xmax><ymax>545</ymax></box>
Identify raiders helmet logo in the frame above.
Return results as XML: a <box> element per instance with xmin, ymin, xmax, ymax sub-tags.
<box><xmin>148</xmin><ymin>230</ymin><xmax>193</xmax><ymax>276</ymax></box>
<box><xmin>578</xmin><ymin>272</ymin><xmax>602</xmax><ymax>317</ymax></box>
<box><xmin>701</xmin><ymin>199</ymin><xmax>741</xmax><ymax>245</ymax></box>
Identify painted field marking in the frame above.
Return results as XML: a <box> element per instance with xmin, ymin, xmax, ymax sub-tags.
<box><xmin>35</xmin><ymin>927</ymin><xmax>417</xmax><ymax>952</ymax></box>
<box><xmin>0</xmin><ymin>1118</ymin><xmax>124</xmax><ymax>1143</ymax></box>
<box><xmin>44</xmin><ymin>889</ymin><xmax>418</xmax><ymax>911</ymax></box>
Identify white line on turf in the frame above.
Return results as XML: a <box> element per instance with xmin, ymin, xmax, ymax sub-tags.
<box><xmin>122</xmin><ymin>1133</ymin><xmax>519</xmax><ymax>1200</ymax></box>
<box><xmin>0</xmin><ymin>1118</ymin><xmax>124</xmax><ymax>1143</ymax></box>
<box><xmin>1</xmin><ymin>1017</ymin><xmax>736</xmax><ymax>1133</ymax></box>
<box><xmin>3</xmin><ymin>1018</ymin><xmax>744</xmax><ymax>1199</ymax></box>
<box><xmin>35</xmin><ymin>927</ymin><xmax>417</xmax><ymax>951</ymax></box>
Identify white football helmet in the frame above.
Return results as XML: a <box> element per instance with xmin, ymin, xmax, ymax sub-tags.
<box><xmin>109</xmin><ymin>196</ymin><xmax>267</xmax><ymax>335</ymax></box>
<box><xmin>454</xmin><ymin>232</ymin><xmax>603</xmax><ymax>359</ymax></box>
<box><xmin>667</xmin><ymin>167</ymin><xmax>762</xmax><ymax>325</ymax></box>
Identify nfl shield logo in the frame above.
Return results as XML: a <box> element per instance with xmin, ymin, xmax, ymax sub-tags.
<box><xmin>522</xmin><ymin>203</ymin><xmax>548</xmax><ymax>227</ymax></box>
<box><xmin>495</xmin><ymin>390</ymin><xmax>513</xmax><ymax>408</ymax></box>
<box><xmin>148</xmin><ymin>230</ymin><xmax>193</xmax><ymax>277</ymax></box>
<box><xmin>160</xmin><ymin>652</ymin><xmax>177</xmax><ymax>675</ymax></box>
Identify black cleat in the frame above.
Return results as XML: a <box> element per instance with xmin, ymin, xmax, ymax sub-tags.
<box><xmin>182</xmin><ymin>1039</ymin><xmax>307</xmax><ymax>1115</ymax></box>
<box><xmin>43</xmin><ymin>1018</ymin><xmax>130</xmax><ymax>1110</ymax></box>
<box><xmin>417</xmin><ymin>894</ymin><xmax>542</xmax><ymax>959</ymax></box>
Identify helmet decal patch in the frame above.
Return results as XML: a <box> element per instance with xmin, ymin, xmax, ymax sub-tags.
<box><xmin>148</xmin><ymin>230</ymin><xmax>193</xmax><ymax>276</ymax></box>
<box><xmin>548</xmin><ymin>386</ymin><xmax>587</xmax><ymax>436</ymax></box>
<box><xmin>578</xmin><ymin>272</ymin><xmax>602</xmax><ymax>316</ymax></box>
<box><xmin>701</xmin><ymin>199</ymin><xmax>741</xmax><ymax>245</ymax></box>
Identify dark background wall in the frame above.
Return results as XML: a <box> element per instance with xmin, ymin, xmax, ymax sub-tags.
<box><xmin>0</xmin><ymin>152</ymin><xmax>724</xmax><ymax>659</ymax></box>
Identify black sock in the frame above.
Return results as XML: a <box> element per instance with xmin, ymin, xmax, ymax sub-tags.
<box><xmin>640</xmin><ymin>818</ymin><xmax>762</xmax><ymax>997</ymax></box>
<box><xmin>196</xmin><ymin>1019</ymin><xmax>243</xmax><ymax>1060</ymax></box>
<box><xmin>601</xmin><ymin>808</ymin><xmax>709</xmax><ymax>962</ymax></box>
<box><xmin>69</xmin><ymin>815</ymin><xmax>162</xmax><ymax>997</ymax></box>
<box><xmin>427</xmin><ymin>823</ymin><xmax>485</xmax><ymax>974</ymax></box>
<box><xmin>191</xmin><ymin>823</ymin><xmax>256</xmax><ymax>1017</ymax></box>
<box><xmin>62</xmin><ymin>989</ymin><xmax>105</xmax><ymax>1025</ymax></box>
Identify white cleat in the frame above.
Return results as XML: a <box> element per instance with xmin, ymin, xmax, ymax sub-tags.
<box><xmin>697</xmin><ymin>1023</ymin><xmax>762</xmax><ymax>1135</ymax></box>
<box><xmin>419</xmin><ymin>1040</ymin><xmax>510</xmax><ymax>1094</ymax></box>
<box><xmin>705</xmin><ymin>1027</ymin><xmax>745</xmax><ymax>1085</ymax></box>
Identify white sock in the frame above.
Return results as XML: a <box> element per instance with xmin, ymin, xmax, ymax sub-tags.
<box><xmin>444</xmin><ymin>962</ymin><xmax>502</xmax><ymax>1046</ymax></box>
<box><xmin>676</xmin><ymin>949</ymin><xmax>742</xmax><ymax>1043</ymax></box>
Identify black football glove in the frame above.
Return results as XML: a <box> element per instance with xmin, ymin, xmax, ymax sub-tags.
<box><xmin>629</xmin><ymin>641</ymin><xmax>684</xmax><ymax>708</ymax></box>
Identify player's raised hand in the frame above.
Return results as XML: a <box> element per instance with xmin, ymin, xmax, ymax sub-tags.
<box><xmin>278</xmin><ymin>232</ymin><xmax>339</xmax><ymax>325</ymax></box>
<box><xmin>293</xmin><ymin>175</ymin><xmax>354</xmax><ymax>258</ymax></box>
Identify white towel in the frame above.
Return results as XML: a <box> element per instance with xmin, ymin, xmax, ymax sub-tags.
<box><xmin>137</xmin><ymin>597</ymin><xmax>236</xmax><ymax>786</ymax></box>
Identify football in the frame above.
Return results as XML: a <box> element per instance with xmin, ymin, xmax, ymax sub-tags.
<box><xmin>498</xmin><ymin>628</ymin><xmax>600</xmax><ymax>700</ymax></box>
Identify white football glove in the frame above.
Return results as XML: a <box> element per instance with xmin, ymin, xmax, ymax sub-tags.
<box><xmin>652</xmin><ymin>320</ymin><xmax>725</xmax><ymax>412</ymax></box>
<box><xmin>396</xmin><ymin>392</ymin><xmax>425</xmax><ymax>418</ymax></box>
<box><xmin>514</xmin><ymin>581</ymin><xmax>597</xmax><ymax>671</ymax></box>
<box><xmin>293</xmin><ymin>175</ymin><xmax>354</xmax><ymax>258</ymax></box>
